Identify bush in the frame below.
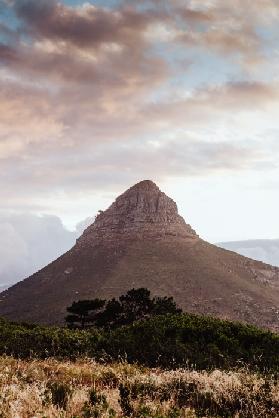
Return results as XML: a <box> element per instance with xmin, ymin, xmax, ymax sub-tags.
<box><xmin>119</xmin><ymin>383</ymin><xmax>133</xmax><ymax>417</ymax></box>
<box><xmin>47</xmin><ymin>381</ymin><xmax>72</xmax><ymax>409</ymax></box>
<box><xmin>101</xmin><ymin>314</ymin><xmax>279</xmax><ymax>371</ymax></box>
<box><xmin>81</xmin><ymin>389</ymin><xmax>111</xmax><ymax>418</ymax></box>
<box><xmin>0</xmin><ymin>313</ymin><xmax>278</xmax><ymax>372</ymax></box>
<box><xmin>0</xmin><ymin>318</ymin><xmax>101</xmax><ymax>359</ymax></box>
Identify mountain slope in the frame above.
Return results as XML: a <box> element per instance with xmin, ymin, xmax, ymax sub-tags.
<box><xmin>0</xmin><ymin>180</ymin><xmax>278</xmax><ymax>330</ymax></box>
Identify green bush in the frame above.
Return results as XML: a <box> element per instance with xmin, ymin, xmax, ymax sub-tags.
<box><xmin>0</xmin><ymin>313</ymin><xmax>278</xmax><ymax>372</ymax></box>
<box><xmin>101</xmin><ymin>314</ymin><xmax>279</xmax><ymax>371</ymax></box>
<box><xmin>0</xmin><ymin>317</ymin><xmax>101</xmax><ymax>359</ymax></box>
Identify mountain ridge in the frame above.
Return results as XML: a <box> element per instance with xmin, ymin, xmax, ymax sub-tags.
<box><xmin>218</xmin><ymin>239</ymin><xmax>279</xmax><ymax>267</ymax></box>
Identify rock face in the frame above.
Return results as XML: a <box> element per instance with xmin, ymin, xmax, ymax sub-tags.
<box><xmin>77</xmin><ymin>180</ymin><xmax>197</xmax><ymax>248</ymax></box>
<box><xmin>0</xmin><ymin>180</ymin><xmax>279</xmax><ymax>330</ymax></box>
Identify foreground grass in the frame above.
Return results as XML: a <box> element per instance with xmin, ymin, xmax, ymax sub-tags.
<box><xmin>0</xmin><ymin>357</ymin><xmax>278</xmax><ymax>417</ymax></box>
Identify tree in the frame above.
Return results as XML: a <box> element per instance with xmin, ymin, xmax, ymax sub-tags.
<box><xmin>96</xmin><ymin>298</ymin><xmax>123</xmax><ymax>328</ymax></box>
<box><xmin>152</xmin><ymin>296</ymin><xmax>182</xmax><ymax>316</ymax></box>
<box><xmin>96</xmin><ymin>288</ymin><xmax>154</xmax><ymax>329</ymax></box>
<box><xmin>65</xmin><ymin>299</ymin><xmax>105</xmax><ymax>329</ymax></box>
<box><xmin>118</xmin><ymin>288</ymin><xmax>153</xmax><ymax>326</ymax></box>
<box><xmin>65</xmin><ymin>288</ymin><xmax>182</xmax><ymax>329</ymax></box>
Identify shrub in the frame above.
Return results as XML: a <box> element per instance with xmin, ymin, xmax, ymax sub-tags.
<box><xmin>0</xmin><ymin>318</ymin><xmax>101</xmax><ymax>359</ymax></box>
<box><xmin>88</xmin><ymin>388</ymin><xmax>108</xmax><ymax>408</ymax></box>
<box><xmin>102</xmin><ymin>314</ymin><xmax>279</xmax><ymax>371</ymax></box>
<box><xmin>119</xmin><ymin>383</ymin><xmax>134</xmax><ymax>416</ymax></box>
<box><xmin>47</xmin><ymin>381</ymin><xmax>72</xmax><ymax>409</ymax></box>
<box><xmin>0</xmin><ymin>313</ymin><xmax>279</xmax><ymax>373</ymax></box>
<box><xmin>82</xmin><ymin>389</ymin><xmax>110</xmax><ymax>418</ymax></box>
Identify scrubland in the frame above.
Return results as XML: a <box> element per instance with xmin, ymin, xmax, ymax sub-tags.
<box><xmin>1</xmin><ymin>313</ymin><xmax>279</xmax><ymax>416</ymax></box>
<box><xmin>0</xmin><ymin>356</ymin><xmax>278</xmax><ymax>417</ymax></box>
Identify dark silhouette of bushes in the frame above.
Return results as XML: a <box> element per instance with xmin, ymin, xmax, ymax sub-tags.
<box><xmin>65</xmin><ymin>288</ymin><xmax>181</xmax><ymax>329</ymax></box>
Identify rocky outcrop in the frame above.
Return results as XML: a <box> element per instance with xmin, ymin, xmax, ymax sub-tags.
<box><xmin>76</xmin><ymin>180</ymin><xmax>197</xmax><ymax>248</ymax></box>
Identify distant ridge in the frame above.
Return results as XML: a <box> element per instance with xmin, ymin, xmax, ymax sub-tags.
<box><xmin>218</xmin><ymin>239</ymin><xmax>279</xmax><ymax>267</ymax></box>
<box><xmin>0</xmin><ymin>180</ymin><xmax>279</xmax><ymax>330</ymax></box>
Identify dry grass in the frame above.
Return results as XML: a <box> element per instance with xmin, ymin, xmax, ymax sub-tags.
<box><xmin>0</xmin><ymin>356</ymin><xmax>278</xmax><ymax>417</ymax></box>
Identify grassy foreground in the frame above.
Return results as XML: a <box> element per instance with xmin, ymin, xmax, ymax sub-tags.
<box><xmin>0</xmin><ymin>356</ymin><xmax>278</xmax><ymax>417</ymax></box>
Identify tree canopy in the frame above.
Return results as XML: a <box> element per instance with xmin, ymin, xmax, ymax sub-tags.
<box><xmin>65</xmin><ymin>299</ymin><xmax>105</xmax><ymax>329</ymax></box>
<box><xmin>65</xmin><ymin>288</ymin><xmax>181</xmax><ymax>329</ymax></box>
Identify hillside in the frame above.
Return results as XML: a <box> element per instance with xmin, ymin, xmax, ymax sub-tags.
<box><xmin>0</xmin><ymin>180</ymin><xmax>279</xmax><ymax>330</ymax></box>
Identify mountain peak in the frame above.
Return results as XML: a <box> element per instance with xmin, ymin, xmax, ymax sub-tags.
<box><xmin>77</xmin><ymin>180</ymin><xmax>197</xmax><ymax>248</ymax></box>
<box><xmin>127</xmin><ymin>179</ymin><xmax>159</xmax><ymax>192</ymax></box>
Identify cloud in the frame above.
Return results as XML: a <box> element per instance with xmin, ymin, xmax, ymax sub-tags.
<box><xmin>127</xmin><ymin>0</ymin><xmax>277</xmax><ymax>58</ymax></box>
<box><xmin>0</xmin><ymin>213</ymin><xmax>77</xmax><ymax>288</ymax></box>
<box><xmin>0</xmin><ymin>0</ymin><xmax>279</xmax><ymax>214</ymax></box>
<box><xmin>0</xmin><ymin>82</ymin><xmax>65</xmax><ymax>158</ymax></box>
<box><xmin>14</xmin><ymin>1</ymin><xmax>151</xmax><ymax>46</ymax></box>
<box><xmin>3</xmin><ymin>0</ymin><xmax>168</xmax><ymax>89</ymax></box>
<box><xmin>142</xmin><ymin>81</ymin><xmax>279</xmax><ymax>124</ymax></box>
<box><xmin>2</xmin><ymin>0</ymin><xmax>277</xmax><ymax>92</ymax></box>
<box><xmin>75</xmin><ymin>216</ymin><xmax>95</xmax><ymax>236</ymax></box>
<box><xmin>0</xmin><ymin>132</ymin><xmax>275</xmax><ymax>213</ymax></box>
<box><xmin>0</xmin><ymin>77</ymin><xmax>279</xmax><ymax>203</ymax></box>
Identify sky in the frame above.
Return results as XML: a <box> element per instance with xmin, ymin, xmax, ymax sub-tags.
<box><xmin>1</xmin><ymin>0</ymin><xmax>279</xmax><ymax>286</ymax></box>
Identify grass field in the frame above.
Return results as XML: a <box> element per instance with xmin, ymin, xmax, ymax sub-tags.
<box><xmin>0</xmin><ymin>356</ymin><xmax>278</xmax><ymax>417</ymax></box>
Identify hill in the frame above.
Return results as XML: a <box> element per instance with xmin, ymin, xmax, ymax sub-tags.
<box><xmin>218</xmin><ymin>239</ymin><xmax>279</xmax><ymax>267</ymax></box>
<box><xmin>0</xmin><ymin>180</ymin><xmax>279</xmax><ymax>330</ymax></box>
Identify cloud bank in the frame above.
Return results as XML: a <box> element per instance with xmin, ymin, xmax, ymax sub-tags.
<box><xmin>0</xmin><ymin>214</ymin><xmax>77</xmax><ymax>289</ymax></box>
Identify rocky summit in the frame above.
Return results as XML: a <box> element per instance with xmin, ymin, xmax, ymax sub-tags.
<box><xmin>76</xmin><ymin>180</ymin><xmax>197</xmax><ymax>248</ymax></box>
<box><xmin>0</xmin><ymin>180</ymin><xmax>279</xmax><ymax>329</ymax></box>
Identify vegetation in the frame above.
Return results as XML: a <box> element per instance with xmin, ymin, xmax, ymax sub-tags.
<box><xmin>1</xmin><ymin>287</ymin><xmax>278</xmax><ymax>415</ymax></box>
<box><xmin>0</xmin><ymin>356</ymin><xmax>278</xmax><ymax>417</ymax></box>
<box><xmin>66</xmin><ymin>299</ymin><xmax>106</xmax><ymax>329</ymax></box>
<box><xmin>0</xmin><ymin>312</ymin><xmax>279</xmax><ymax>372</ymax></box>
<box><xmin>65</xmin><ymin>288</ymin><xmax>181</xmax><ymax>329</ymax></box>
